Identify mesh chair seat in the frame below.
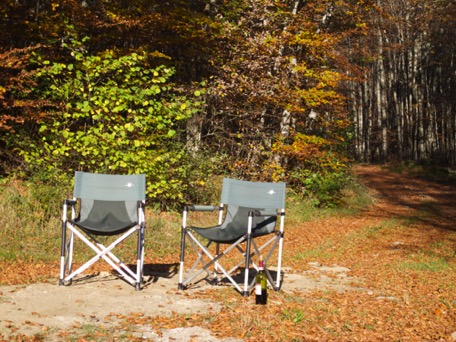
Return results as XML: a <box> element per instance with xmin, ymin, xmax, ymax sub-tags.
<box><xmin>191</xmin><ymin>206</ymin><xmax>276</xmax><ymax>243</ymax></box>
<box><xmin>73</xmin><ymin>219</ymin><xmax>137</xmax><ymax>236</ymax></box>
<box><xmin>72</xmin><ymin>200</ymin><xmax>138</xmax><ymax>236</ymax></box>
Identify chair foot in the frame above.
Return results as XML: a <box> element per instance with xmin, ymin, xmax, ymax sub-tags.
<box><xmin>178</xmin><ymin>283</ymin><xmax>186</xmax><ymax>290</ymax></box>
<box><xmin>243</xmin><ymin>291</ymin><xmax>249</xmax><ymax>297</ymax></box>
<box><xmin>273</xmin><ymin>281</ymin><xmax>282</xmax><ymax>291</ymax></box>
<box><xmin>208</xmin><ymin>277</ymin><xmax>218</xmax><ymax>285</ymax></box>
<box><xmin>59</xmin><ymin>279</ymin><xmax>72</xmax><ymax>286</ymax></box>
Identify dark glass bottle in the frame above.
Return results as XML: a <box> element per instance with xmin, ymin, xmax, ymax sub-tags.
<box><xmin>255</xmin><ymin>257</ymin><xmax>267</xmax><ymax>305</ymax></box>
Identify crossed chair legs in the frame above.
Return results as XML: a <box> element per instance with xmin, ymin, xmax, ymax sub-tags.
<box><xmin>60</xmin><ymin>226</ymin><xmax>145</xmax><ymax>290</ymax></box>
<box><xmin>59</xmin><ymin>202</ymin><xmax>146</xmax><ymax>290</ymax></box>
<box><xmin>178</xmin><ymin>227</ymin><xmax>284</xmax><ymax>296</ymax></box>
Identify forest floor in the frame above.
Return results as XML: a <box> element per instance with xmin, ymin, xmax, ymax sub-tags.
<box><xmin>0</xmin><ymin>164</ymin><xmax>455</xmax><ymax>341</ymax></box>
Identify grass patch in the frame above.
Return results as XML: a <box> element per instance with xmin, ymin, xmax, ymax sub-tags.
<box><xmin>337</xmin><ymin>174</ymin><xmax>374</xmax><ymax>213</ymax></box>
<box><xmin>364</xmin><ymin>219</ymin><xmax>401</xmax><ymax>237</ymax></box>
<box><xmin>395</xmin><ymin>242</ymin><xmax>454</xmax><ymax>273</ymax></box>
<box><xmin>0</xmin><ymin>180</ymin><xmax>63</xmax><ymax>263</ymax></box>
<box><xmin>398</xmin><ymin>257</ymin><xmax>451</xmax><ymax>272</ymax></box>
<box><xmin>292</xmin><ymin>241</ymin><xmax>333</xmax><ymax>262</ymax></box>
<box><xmin>281</xmin><ymin>307</ymin><xmax>306</xmax><ymax>323</ymax></box>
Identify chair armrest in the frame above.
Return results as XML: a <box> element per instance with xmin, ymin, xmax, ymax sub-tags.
<box><xmin>64</xmin><ymin>199</ymin><xmax>77</xmax><ymax>206</ymax></box>
<box><xmin>187</xmin><ymin>205</ymin><xmax>220</xmax><ymax>212</ymax></box>
<box><xmin>62</xmin><ymin>199</ymin><xmax>77</xmax><ymax>221</ymax></box>
<box><xmin>252</xmin><ymin>209</ymin><xmax>278</xmax><ymax>217</ymax></box>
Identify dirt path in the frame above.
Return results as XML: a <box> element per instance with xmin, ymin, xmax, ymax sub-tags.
<box><xmin>1</xmin><ymin>164</ymin><xmax>455</xmax><ymax>341</ymax></box>
<box><xmin>355</xmin><ymin>164</ymin><xmax>456</xmax><ymax>230</ymax></box>
<box><xmin>0</xmin><ymin>264</ymin><xmax>361</xmax><ymax>340</ymax></box>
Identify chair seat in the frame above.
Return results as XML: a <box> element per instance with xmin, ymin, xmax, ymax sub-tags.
<box><xmin>191</xmin><ymin>206</ymin><xmax>276</xmax><ymax>243</ymax></box>
<box><xmin>73</xmin><ymin>218</ymin><xmax>137</xmax><ymax>236</ymax></box>
<box><xmin>73</xmin><ymin>199</ymin><xmax>138</xmax><ymax>236</ymax></box>
<box><xmin>190</xmin><ymin>225</ymin><xmax>272</xmax><ymax>244</ymax></box>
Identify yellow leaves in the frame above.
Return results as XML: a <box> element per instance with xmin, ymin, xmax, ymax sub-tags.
<box><xmin>292</xmin><ymin>30</ymin><xmax>318</xmax><ymax>46</ymax></box>
<box><xmin>149</xmin><ymin>51</ymin><xmax>172</xmax><ymax>60</ymax></box>
<box><xmin>106</xmin><ymin>11</ymin><xmax>119</xmax><ymax>21</ymax></box>
<box><xmin>317</xmin><ymin>70</ymin><xmax>342</xmax><ymax>89</ymax></box>
<box><xmin>298</xmin><ymin>87</ymin><xmax>340</xmax><ymax>107</ymax></box>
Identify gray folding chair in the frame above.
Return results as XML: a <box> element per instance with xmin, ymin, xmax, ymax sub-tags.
<box><xmin>59</xmin><ymin>172</ymin><xmax>146</xmax><ymax>290</ymax></box>
<box><xmin>178</xmin><ymin>178</ymin><xmax>286</xmax><ymax>296</ymax></box>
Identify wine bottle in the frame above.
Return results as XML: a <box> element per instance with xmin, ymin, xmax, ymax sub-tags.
<box><xmin>255</xmin><ymin>257</ymin><xmax>267</xmax><ymax>305</ymax></box>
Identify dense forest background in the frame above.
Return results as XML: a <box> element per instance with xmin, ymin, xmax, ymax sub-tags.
<box><xmin>1</xmin><ymin>0</ymin><xmax>455</xmax><ymax>208</ymax></box>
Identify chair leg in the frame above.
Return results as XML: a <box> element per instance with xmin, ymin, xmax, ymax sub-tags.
<box><xmin>59</xmin><ymin>220</ymin><xmax>67</xmax><ymax>286</ymax></box>
<box><xmin>178</xmin><ymin>226</ymin><xmax>187</xmax><ymax>290</ymax></box>
<box><xmin>135</xmin><ymin>223</ymin><xmax>145</xmax><ymax>291</ymax></box>
<box><xmin>180</xmin><ymin>231</ymin><xmax>246</xmax><ymax>293</ymax></box>
<box><xmin>275</xmin><ymin>212</ymin><xmax>285</xmax><ymax>291</ymax></box>
<box><xmin>181</xmin><ymin>237</ymin><xmax>217</xmax><ymax>287</ymax></box>
<box><xmin>59</xmin><ymin>222</ymin><xmax>74</xmax><ymax>286</ymax></box>
<box><xmin>214</xmin><ymin>243</ymin><xmax>220</xmax><ymax>278</ymax></box>
<box><xmin>243</xmin><ymin>238</ymin><xmax>252</xmax><ymax>297</ymax></box>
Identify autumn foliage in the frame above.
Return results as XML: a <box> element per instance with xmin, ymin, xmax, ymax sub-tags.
<box><xmin>0</xmin><ymin>0</ymin><xmax>375</xmax><ymax>208</ymax></box>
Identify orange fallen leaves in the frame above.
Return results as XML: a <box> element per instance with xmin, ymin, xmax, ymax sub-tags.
<box><xmin>0</xmin><ymin>165</ymin><xmax>455</xmax><ymax>341</ymax></box>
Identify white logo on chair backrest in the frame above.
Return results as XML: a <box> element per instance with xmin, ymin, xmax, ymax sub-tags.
<box><xmin>125</xmin><ymin>182</ymin><xmax>135</xmax><ymax>188</ymax></box>
<box><xmin>268</xmin><ymin>189</ymin><xmax>276</xmax><ymax>195</ymax></box>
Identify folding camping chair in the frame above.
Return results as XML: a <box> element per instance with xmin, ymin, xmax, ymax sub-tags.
<box><xmin>178</xmin><ymin>178</ymin><xmax>286</xmax><ymax>296</ymax></box>
<box><xmin>59</xmin><ymin>171</ymin><xmax>146</xmax><ymax>290</ymax></box>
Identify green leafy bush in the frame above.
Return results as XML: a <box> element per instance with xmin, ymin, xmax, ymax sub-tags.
<box><xmin>272</xmin><ymin>133</ymin><xmax>350</xmax><ymax>207</ymax></box>
<box><xmin>18</xmin><ymin>36</ymin><xmax>204</xmax><ymax>207</ymax></box>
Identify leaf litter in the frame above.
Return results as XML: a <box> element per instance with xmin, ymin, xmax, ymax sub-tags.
<box><xmin>0</xmin><ymin>164</ymin><xmax>455</xmax><ymax>341</ymax></box>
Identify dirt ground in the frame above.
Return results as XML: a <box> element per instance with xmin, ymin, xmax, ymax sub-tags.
<box><xmin>0</xmin><ymin>263</ymin><xmax>359</xmax><ymax>340</ymax></box>
<box><xmin>1</xmin><ymin>164</ymin><xmax>455</xmax><ymax>341</ymax></box>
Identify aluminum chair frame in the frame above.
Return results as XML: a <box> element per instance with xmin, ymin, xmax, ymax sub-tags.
<box><xmin>59</xmin><ymin>172</ymin><xmax>146</xmax><ymax>290</ymax></box>
<box><xmin>178</xmin><ymin>178</ymin><xmax>286</xmax><ymax>296</ymax></box>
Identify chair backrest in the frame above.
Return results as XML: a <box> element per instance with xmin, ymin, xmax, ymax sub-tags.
<box><xmin>74</xmin><ymin>172</ymin><xmax>146</xmax><ymax>201</ymax></box>
<box><xmin>72</xmin><ymin>172</ymin><xmax>146</xmax><ymax>235</ymax></box>
<box><xmin>219</xmin><ymin>178</ymin><xmax>286</xmax><ymax>237</ymax></box>
<box><xmin>220</xmin><ymin>178</ymin><xmax>286</xmax><ymax>209</ymax></box>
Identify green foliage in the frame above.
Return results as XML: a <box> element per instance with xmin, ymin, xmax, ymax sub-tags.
<box><xmin>180</xmin><ymin>151</ymin><xmax>227</xmax><ymax>205</ymax></box>
<box><xmin>272</xmin><ymin>133</ymin><xmax>350</xmax><ymax>207</ymax></box>
<box><xmin>300</xmin><ymin>171</ymin><xmax>349</xmax><ymax>207</ymax></box>
<box><xmin>19</xmin><ymin>36</ymin><xmax>204</xmax><ymax>207</ymax></box>
<box><xmin>281</xmin><ymin>308</ymin><xmax>306</xmax><ymax>324</ymax></box>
